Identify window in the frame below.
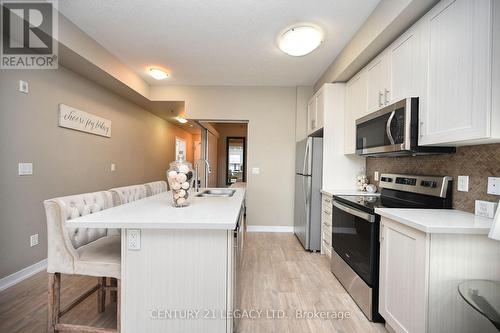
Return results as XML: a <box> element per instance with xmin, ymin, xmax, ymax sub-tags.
<box><xmin>226</xmin><ymin>137</ymin><xmax>246</xmax><ymax>185</ymax></box>
<box><xmin>175</xmin><ymin>137</ymin><xmax>186</xmax><ymax>159</ymax></box>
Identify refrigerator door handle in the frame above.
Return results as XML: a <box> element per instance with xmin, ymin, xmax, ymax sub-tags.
<box><xmin>302</xmin><ymin>175</ymin><xmax>308</xmax><ymax>206</ymax></box>
<box><xmin>303</xmin><ymin>139</ymin><xmax>310</xmax><ymax>175</ymax></box>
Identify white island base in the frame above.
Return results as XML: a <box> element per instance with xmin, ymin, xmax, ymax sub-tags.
<box><xmin>121</xmin><ymin>228</ymin><xmax>237</xmax><ymax>333</ymax></box>
<box><xmin>66</xmin><ymin>190</ymin><xmax>246</xmax><ymax>333</ymax></box>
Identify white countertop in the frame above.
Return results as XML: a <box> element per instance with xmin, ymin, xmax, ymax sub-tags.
<box><xmin>321</xmin><ymin>189</ymin><xmax>380</xmax><ymax>196</ymax></box>
<box><xmin>375</xmin><ymin>208</ymin><xmax>493</xmax><ymax>235</ymax></box>
<box><xmin>66</xmin><ymin>188</ymin><xmax>246</xmax><ymax>230</ymax></box>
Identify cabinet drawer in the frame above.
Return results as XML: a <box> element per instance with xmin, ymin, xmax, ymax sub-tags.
<box><xmin>322</xmin><ymin>225</ymin><xmax>332</xmax><ymax>245</ymax></box>
<box><xmin>322</xmin><ymin>195</ymin><xmax>333</xmax><ymax>209</ymax></box>
<box><xmin>322</xmin><ymin>241</ymin><xmax>332</xmax><ymax>258</ymax></box>
<box><xmin>322</xmin><ymin>212</ymin><xmax>332</xmax><ymax>227</ymax></box>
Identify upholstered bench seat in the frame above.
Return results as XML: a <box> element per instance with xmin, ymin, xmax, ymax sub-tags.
<box><xmin>76</xmin><ymin>235</ymin><xmax>121</xmax><ymax>279</ymax></box>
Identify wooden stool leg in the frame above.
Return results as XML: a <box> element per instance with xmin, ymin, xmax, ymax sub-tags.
<box><xmin>117</xmin><ymin>279</ymin><xmax>121</xmax><ymax>333</ymax></box>
<box><xmin>110</xmin><ymin>278</ymin><xmax>117</xmax><ymax>303</ymax></box>
<box><xmin>97</xmin><ymin>277</ymin><xmax>106</xmax><ymax>313</ymax></box>
<box><xmin>48</xmin><ymin>273</ymin><xmax>61</xmax><ymax>333</ymax></box>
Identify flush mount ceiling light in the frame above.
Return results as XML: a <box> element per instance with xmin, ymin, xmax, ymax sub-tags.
<box><xmin>176</xmin><ymin>117</ymin><xmax>188</xmax><ymax>124</ymax></box>
<box><xmin>278</xmin><ymin>26</ymin><xmax>323</xmax><ymax>56</ymax></box>
<box><xmin>149</xmin><ymin>68</ymin><xmax>169</xmax><ymax>80</ymax></box>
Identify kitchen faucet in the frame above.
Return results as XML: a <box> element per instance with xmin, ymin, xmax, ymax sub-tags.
<box><xmin>194</xmin><ymin>159</ymin><xmax>211</xmax><ymax>192</ymax></box>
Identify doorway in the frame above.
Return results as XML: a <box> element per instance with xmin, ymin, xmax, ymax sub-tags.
<box><xmin>197</xmin><ymin>121</ymin><xmax>248</xmax><ymax>188</ymax></box>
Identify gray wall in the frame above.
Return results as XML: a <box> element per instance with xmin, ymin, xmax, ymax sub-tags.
<box><xmin>0</xmin><ymin>67</ymin><xmax>190</xmax><ymax>279</ymax></box>
<box><xmin>150</xmin><ymin>85</ymin><xmax>297</xmax><ymax>229</ymax></box>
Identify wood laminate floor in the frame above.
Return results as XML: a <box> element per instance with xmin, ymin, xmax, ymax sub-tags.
<box><xmin>0</xmin><ymin>232</ymin><xmax>386</xmax><ymax>333</ymax></box>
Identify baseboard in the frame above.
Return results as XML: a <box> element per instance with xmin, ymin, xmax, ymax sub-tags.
<box><xmin>0</xmin><ymin>258</ymin><xmax>47</xmax><ymax>292</ymax></box>
<box><xmin>246</xmin><ymin>225</ymin><xmax>294</xmax><ymax>233</ymax></box>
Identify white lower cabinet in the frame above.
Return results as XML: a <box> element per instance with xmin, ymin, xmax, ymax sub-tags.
<box><xmin>321</xmin><ymin>194</ymin><xmax>333</xmax><ymax>257</ymax></box>
<box><xmin>379</xmin><ymin>217</ymin><xmax>500</xmax><ymax>333</ymax></box>
<box><xmin>379</xmin><ymin>218</ymin><xmax>428</xmax><ymax>333</ymax></box>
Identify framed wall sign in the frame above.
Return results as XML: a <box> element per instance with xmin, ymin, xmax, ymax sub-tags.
<box><xmin>58</xmin><ymin>104</ymin><xmax>112</xmax><ymax>138</ymax></box>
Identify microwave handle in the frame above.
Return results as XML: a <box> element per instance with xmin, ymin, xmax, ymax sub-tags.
<box><xmin>386</xmin><ymin>111</ymin><xmax>396</xmax><ymax>145</ymax></box>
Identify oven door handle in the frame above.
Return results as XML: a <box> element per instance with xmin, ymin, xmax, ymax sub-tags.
<box><xmin>333</xmin><ymin>201</ymin><xmax>376</xmax><ymax>223</ymax></box>
<box><xmin>386</xmin><ymin>110</ymin><xmax>396</xmax><ymax>145</ymax></box>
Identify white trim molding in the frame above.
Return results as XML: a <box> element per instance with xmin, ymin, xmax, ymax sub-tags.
<box><xmin>0</xmin><ymin>259</ymin><xmax>47</xmax><ymax>292</ymax></box>
<box><xmin>246</xmin><ymin>226</ymin><xmax>294</xmax><ymax>233</ymax></box>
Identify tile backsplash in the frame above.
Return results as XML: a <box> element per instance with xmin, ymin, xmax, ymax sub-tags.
<box><xmin>366</xmin><ymin>143</ymin><xmax>500</xmax><ymax>213</ymax></box>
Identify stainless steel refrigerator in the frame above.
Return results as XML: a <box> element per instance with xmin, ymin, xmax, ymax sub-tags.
<box><xmin>294</xmin><ymin>137</ymin><xmax>323</xmax><ymax>251</ymax></box>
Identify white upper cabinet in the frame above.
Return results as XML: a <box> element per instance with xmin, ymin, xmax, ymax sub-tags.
<box><xmin>390</xmin><ymin>27</ymin><xmax>424</xmax><ymax>103</ymax></box>
<box><xmin>418</xmin><ymin>0</ymin><xmax>497</xmax><ymax>145</ymax></box>
<box><xmin>366</xmin><ymin>53</ymin><xmax>391</xmax><ymax>113</ymax></box>
<box><xmin>316</xmin><ymin>89</ymin><xmax>325</xmax><ymax>132</ymax></box>
<box><xmin>307</xmin><ymin>97</ymin><xmax>317</xmax><ymax>135</ymax></box>
<box><xmin>343</xmin><ymin>0</ymin><xmax>499</xmax><ymax>148</ymax></box>
<box><xmin>344</xmin><ymin>71</ymin><xmax>368</xmax><ymax>154</ymax></box>
<box><xmin>307</xmin><ymin>84</ymin><xmax>331</xmax><ymax>136</ymax></box>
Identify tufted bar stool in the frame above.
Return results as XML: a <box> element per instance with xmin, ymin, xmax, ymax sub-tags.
<box><xmin>44</xmin><ymin>191</ymin><xmax>121</xmax><ymax>333</ymax></box>
<box><xmin>144</xmin><ymin>180</ymin><xmax>168</xmax><ymax>197</ymax></box>
<box><xmin>109</xmin><ymin>184</ymin><xmax>147</xmax><ymax>206</ymax></box>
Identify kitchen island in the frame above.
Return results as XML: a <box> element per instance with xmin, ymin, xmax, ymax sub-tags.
<box><xmin>67</xmin><ymin>188</ymin><xmax>246</xmax><ymax>333</ymax></box>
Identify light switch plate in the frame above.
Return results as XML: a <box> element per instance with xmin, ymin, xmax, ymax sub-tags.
<box><xmin>252</xmin><ymin>167</ymin><xmax>260</xmax><ymax>175</ymax></box>
<box><xmin>374</xmin><ymin>171</ymin><xmax>379</xmax><ymax>181</ymax></box>
<box><xmin>18</xmin><ymin>163</ymin><xmax>33</xmax><ymax>176</ymax></box>
<box><xmin>30</xmin><ymin>234</ymin><xmax>39</xmax><ymax>247</ymax></box>
<box><xmin>127</xmin><ymin>229</ymin><xmax>141</xmax><ymax>250</ymax></box>
<box><xmin>488</xmin><ymin>177</ymin><xmax>500</xmax><ymax>195</ymax></box>
<box><xmin>19</xmin><ymin>80</ymin><xmax>28</xmax><ymax>94</ymax></box>
<box><xmin>457</xmin><ymin>175</ymin><xmax>469</xmax><ymax>192</ymax></box>
<box><xmin>110</xmin><ymin>163</ymin><xmax>116</xmax><ymax>172</ymax></box>
<box><xmin>475</xmin><ymin>200</ymin><xmax>498</xmax><ymax>219</ymax></box>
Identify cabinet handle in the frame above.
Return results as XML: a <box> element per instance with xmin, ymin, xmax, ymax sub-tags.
<box><xmin>378</xmin><ymin>91</ymin><xmax>383</xmax><ymax>107</ymax></box>
<box><xmin>384</xmin><ymin>89</ymin><xmax>390</xmax><ymax>105</ymax></box>
<box><xmin>419</xmin><ymin>121</ymin><xmax>424</xmax><ymax>138</ymax></box>
<box><xmin>311</xmin><ymin>119</ymin><xmax>316</xmax><ymax>130</ymax></box>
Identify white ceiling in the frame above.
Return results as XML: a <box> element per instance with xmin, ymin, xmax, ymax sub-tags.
<box><xmin>59</xmin><ymin>0</ymin><xmax>380</xmax><ymax>86</ymax></box>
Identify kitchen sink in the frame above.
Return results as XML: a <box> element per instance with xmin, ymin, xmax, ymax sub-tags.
<box><xmin>195</xmin><ymin>189</ymin><xmax>236</xmax><ymax>197</ymax></box>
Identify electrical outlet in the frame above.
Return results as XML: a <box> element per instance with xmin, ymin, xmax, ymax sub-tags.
<box><xmin>457</xmin><ymin>175</ymin><xmax>469</xmax><ymax>192</ymax></box>
<box><xmin>18</xmin><ymin>162</ymin><xmax>33</xmax><ymax>176</ymax></box>
<box><xmin>30</xmin><ymin>234</ymin><xmax>39</xmax><ymax>247</ymax></box>
<box><xmin>19</xmin><ymin>80</ymin><xmax>28</xmax><ymax>94</ymax></box>
<box><xmin>475</xmin><ymin>200</ymin><xmax>498</xmax><ymax>218</ymax></box>
<box><xmin>127</xmin><ymin>229</ymin><xmax>141</xmax><ymax>250</ymax></box>
<box><xmin>252</xmin><ymin>167</ymin><xmax>260</xmax><ymax>175</ymax></box>
<box><xmin>110</xmin><ymin>163</ymin><xmax>116</xmax><ymax>172</ymax></box>
<box><xmin>488</xmin><ymin>177</ymin><xmax>500</xmax><ymax>195</ymax></box>
<box><xmin>374</xmin><ymin>171</ymin><xmax>379</xmax><ymax>181</ymax></box>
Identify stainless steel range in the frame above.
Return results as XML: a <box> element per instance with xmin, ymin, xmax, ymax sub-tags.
<box><xmin>330</xmin><ymin>173</ymin><xmax>453</xmax><ymax>322</ymax></box>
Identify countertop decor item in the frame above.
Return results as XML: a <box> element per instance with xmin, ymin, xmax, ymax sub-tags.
<box><xmin>166</xmin><ymin>152</ymin><xmax>193</xmax><ymax>207</ymax></box>
<box><xmin>489</xmin><ymin>201</ymin><xmax>500</xmax><ymax>241</ymax></box>
<box><xmin>366</xmin><ymin>184</ymin><xmax>378</xmax><ymax>193</ymax></box>
<box><xmin>356</xmin><ymin>174</ymin><xmax>369</xmax><ymax>191</ymax></box>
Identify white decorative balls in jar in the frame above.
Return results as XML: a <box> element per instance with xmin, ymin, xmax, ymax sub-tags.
<box><xmin>166</xmin><ymin>152</ymin><xmax>194</xmax><ymax>207</ymax></box>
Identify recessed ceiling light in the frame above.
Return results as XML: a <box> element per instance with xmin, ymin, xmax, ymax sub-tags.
<box><xmin>176</xmin><ymin>117</ymin><xmax>188</xmax><ymax>124</ymax></box>
<box><xmin>278</xmin><ymin>26</ymin><xmax>323</xmax><ymax>56</ymax></box>
<box><xmin>149</xmin><ymin>68</ymin><xmax>169</xmax><ymax>80</ymax></box>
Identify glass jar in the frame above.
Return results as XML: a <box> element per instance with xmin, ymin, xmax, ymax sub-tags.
<box><xmin>166</xmin><ymin>152</ymin><xmax>193</xmax><ymax>207</ymax></box>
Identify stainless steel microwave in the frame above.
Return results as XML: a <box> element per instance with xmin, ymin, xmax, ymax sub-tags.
<box><xmin>355</xmin><ymin>98</ymin><xmax>456</xmax><ymax>156</ymax></box>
